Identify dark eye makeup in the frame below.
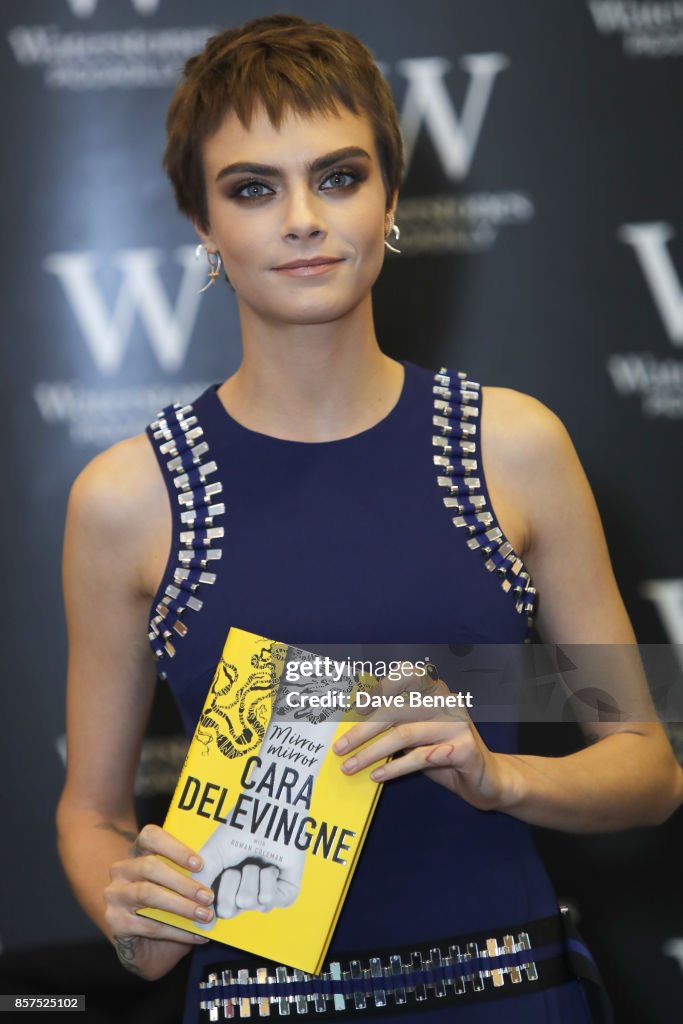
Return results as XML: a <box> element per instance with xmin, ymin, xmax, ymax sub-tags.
<box><xmin>228</xmin><ymin>165</ymin><xmax>367</xmax><ymax>201</ymax></box>
<box><xmin>319</xmin><ymin>168</ymin><xmax>364</xmax><ymax>190</ymax></box>
<box><xmin>231</xmin><ymin>180</ymin><xmax>273</xmax><ymax>199</ymax></box>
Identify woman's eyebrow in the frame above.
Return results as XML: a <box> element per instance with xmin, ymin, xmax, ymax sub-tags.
<box><xmin>215</xmin><ymin>146</ymin><xmax>372</xmax><ymax>183</ymax></box>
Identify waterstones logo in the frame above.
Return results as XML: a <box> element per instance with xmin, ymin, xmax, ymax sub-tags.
<box><xmin>6</xmin><ymin>22</ymin><xmax>214</xmax><ymax>90</ymax></box>
<box><xmin>588</xmin><ymin>1</ymin><xmax>683</xmax><ymax>57</ymax></box>
<box><xmin>389</xmin><ymin>55</ymin><xmax>534</xmax><ymax>255</ymax></box>
<box><xmin>606</xmin><ymin>223</ymin><xmax>683</xmax><ymax>418</ymax></box>
<box><xmin>44</xmin><ymin>246</ymin><xmax>205</xmax><ymax>375</ymax></box>
<box><xmin>36</xmin><ymin>244</ymin><xmax>211</xmax><ymax>446</ymax></box>
<box><xmin>33</xmin><ymin>379</ymin><xmax>211</xmax><ymax>446</ymax></box>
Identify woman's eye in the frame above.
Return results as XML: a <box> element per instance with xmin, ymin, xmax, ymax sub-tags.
<box><xmin>234</xmin><ymin>181</ymin><xmax>272</xmax><ymax>199</ymax></box>
<box><xmin>321</xmin><ymin>170</ymin><xmax>358</xmax><ymax>190</ymax></box>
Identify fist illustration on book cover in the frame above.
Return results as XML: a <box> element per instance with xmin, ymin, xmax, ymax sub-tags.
<box><xmin>192</xmin><ymin>829</ymin><xmax>306</xmax><ymax>919</ymax></box>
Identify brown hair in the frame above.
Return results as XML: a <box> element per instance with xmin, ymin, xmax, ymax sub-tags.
<box><xmin>164</xmin><ymin>14</ymin><xmax>403</xmax><ymax>232</ymax></box>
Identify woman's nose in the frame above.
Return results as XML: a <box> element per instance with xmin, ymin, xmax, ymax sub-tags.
<box><xmin>281</xmin><ymin>187</ymin><xmax>327</xmax><ymax>243</ymax></box>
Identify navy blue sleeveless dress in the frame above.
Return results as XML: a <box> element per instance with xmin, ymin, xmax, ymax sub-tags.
<box><xmin>145</xmin><ymin>362</ymin><xmax>601</xmax><ymax>1023</ymax></box>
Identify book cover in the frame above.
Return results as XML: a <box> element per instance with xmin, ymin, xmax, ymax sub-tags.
<box><xmin>138</xmin><ymin>626</ymin><xmax>385</xmax><ymax>973</ymax></box>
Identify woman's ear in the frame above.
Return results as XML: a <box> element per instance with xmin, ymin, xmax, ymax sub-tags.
<box><xmin>192</xmin><ymin>220</ymin><xmax>233</xmax><ymax>293</ymax></box>
<box><xmin>384</xmin><ymin>193</ymin><xmax>401</xmax><ymax>254</ymax></box>
<box><xmin>191</xmin><ymin>219</ymin><xmax>218</xmax><ymax>252</ymax></box>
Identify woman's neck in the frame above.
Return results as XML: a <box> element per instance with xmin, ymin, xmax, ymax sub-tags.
<box><xmin>218</xmin><ymin>301</ymin><xmax>404</xmax><ymax>442</ymax></box>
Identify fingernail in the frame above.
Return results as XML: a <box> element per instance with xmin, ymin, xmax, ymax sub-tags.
<box><xmin>333</xmin><ymin>737</ymin><xmax>348</xmax><ymax>754</ymax></box>
<box><xmin>342</xmin><ymin>757</ymin><xmax>357</xmax><ymax>773</ymax></box>
<box><xmin>195</xmin><ymin>906</ymin><xmax>213</xmax><ymax>922</ymax></box>
<box><xmin>189</xmin><ymin>856</ymin><xmax>202</xmax><ymax>870</ymax></box>
<box><xmin>193</xmin><ymin>936</ymin><xmax>211</xmax><ymax>943</ymax></box>
<box><xmin>197</xmin><ymin>888</ymin><xmax>214</xmax><ymax>904</ymax></box>
<box><xmin>371</xmin><ymin>768</ymin><xmax>385</xmax><ymax>781</ymax></box>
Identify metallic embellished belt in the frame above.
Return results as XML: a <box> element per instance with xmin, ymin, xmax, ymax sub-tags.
<box><xmin>199</xmin><ymin>909</ymin><xmax>584</xmax><ymax>1020</ymax></box>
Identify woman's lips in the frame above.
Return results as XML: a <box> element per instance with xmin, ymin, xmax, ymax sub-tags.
<box><xmin>272</xmin><ymin>258</ymin><xmax>344</xmax><ymax>277</ymax></box>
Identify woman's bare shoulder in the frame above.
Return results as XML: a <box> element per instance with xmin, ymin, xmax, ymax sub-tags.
<box><xmin>67</xmin><ymin>431</ymin><xmax>166</xmax><ymax>568</ymax></box>
<box><xmin>479</xmin><ymin>386</ymin><xmax>577</xmax><ymax>558</ymax></box>
<box><xmin>480</xmin><ymin>385</ymin><xmax>572</xmax><ymax>476</ymax></box>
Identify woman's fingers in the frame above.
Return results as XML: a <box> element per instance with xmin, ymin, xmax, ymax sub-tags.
<box><xmin>104</xmin><ymin>825</ymin><xmax>215</xmax><ymax>941</ymax></box>
<box><xmin>338</xmin><ymin>721</ymin><xmax>460</xmax><ymax>775</ymax></box>
<box><xmin>102</xmin><ymin>825</ymin><xmax>215</xmax><ymax>980</ymax></box>
<box><xmin>333</xmin><ymin>717</ymin><xmax>391</xmax><ymax>756</ymax></box>
<box><xmin>336</xmin><ymin>674</ymin><xmax>443</xmax><ymax>752</ymax></box>
<box><xmin>376</xmin><ymin>740</ymin><xmax>471</xmax><ymax>782</ymax></box>
<box><xmin>111</xmin><ymin>851</ymin><xmax>214</xmax><ymax>909</ymax></box>
<box><xmin>106</xmin><ymin>873</ymin><xmax>214</xmax><ymax>924</ymax></box>
<box><xmin>132</xmin><ymin>823</ymin><xmax>203</xmax><ymax>872</ymax></box>
<box><xmin>336</xmin><ymin>686</ymin><xmax>472</xmax><ymax>761</ymax></box>
<box><xmin>111</xmin><ymin>851</ymin><xmax>209</xmax><ymax>898</ymax></box>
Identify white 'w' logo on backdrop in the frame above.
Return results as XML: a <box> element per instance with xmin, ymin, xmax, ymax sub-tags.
<box><xmin>65</xmin><ymin>0</ymin><xmax>159</xmax><ymax>15</ymax></box>
<box><xmin>43</xmin><ymin>247</ymin><xmax>204</xmax><ymax>374</ymax></box>
<box><xmin>396</xmin><ymin>55</ymin><xmax>509</xmax><ymax>180</ymax></box>
<box><xmin>618</xmin><ymin>223</ymin><xmax>683</xmax><ymax>345</ymax></box>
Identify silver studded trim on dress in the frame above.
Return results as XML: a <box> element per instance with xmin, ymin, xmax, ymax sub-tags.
<box><xmin>147</xmin><ymin>401</ymin><xmax>225</xmax><ymax>675</ymax></box>
<box><xmin>432</xmin><ymin>368</ymin><xmax>537</xmax><ymax>639</ymax></box>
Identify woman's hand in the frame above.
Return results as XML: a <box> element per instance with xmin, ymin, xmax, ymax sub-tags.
<box><xmin>334</xmin><ymin>675</ymin><xmax>516</xmax><ymax>812</ymax></box>
<box><xmin>103</xmin><ymin>824</ymin><xmax>215</xmax><ymax>981</ymax></box>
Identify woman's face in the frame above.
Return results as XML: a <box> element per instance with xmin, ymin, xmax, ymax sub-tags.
<box><xmin>198</xmin><ymin>103</ymin><xmax>394</xmax><ymax>329</ymax></box>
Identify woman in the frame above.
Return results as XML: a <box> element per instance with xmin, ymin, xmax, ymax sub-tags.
<box><xmin>56</xmin><ymin>13</ymin><xmax>682</xmax><ymax>1024</ymax></box>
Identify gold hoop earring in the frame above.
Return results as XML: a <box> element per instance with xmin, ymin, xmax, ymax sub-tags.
<box><xmin>384</xmin><ymin>214</ymin><xmax>401</xmax><ymax>254</ymax></box>
<box><xmin>195</xmin><ymin>244</ymin><xmax>222</xmax><ymax>293</ymax></box>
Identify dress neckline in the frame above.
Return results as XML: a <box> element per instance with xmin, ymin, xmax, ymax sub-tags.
<box><xmin>207</xmin><ymin>361</ymin><xmax>411</xmax><ymax>449</ymax></box>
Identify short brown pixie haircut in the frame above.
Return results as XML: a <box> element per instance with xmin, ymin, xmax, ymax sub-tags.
<box><xmin>164</xmin><ymin>14</ymin><xmax>404</xmax><ymax>233</ymax></box>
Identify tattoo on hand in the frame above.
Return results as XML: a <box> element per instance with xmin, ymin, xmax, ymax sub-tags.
<box><xmin>115</xmin><ymin>935</ymin><xmax>142</xmax><ymax>976</ymax></box>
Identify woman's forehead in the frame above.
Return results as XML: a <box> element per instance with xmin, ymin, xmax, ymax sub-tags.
<box><xmin>202</xmin><ymin>103</ymin><xmax>378</xmax><ymax>172</ymax></box>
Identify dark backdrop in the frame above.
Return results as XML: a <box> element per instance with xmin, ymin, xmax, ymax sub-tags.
<box><xmin>1</xmin><ymin>2</ymin><xmax>681</xmax><ymax>1021</ymax></box>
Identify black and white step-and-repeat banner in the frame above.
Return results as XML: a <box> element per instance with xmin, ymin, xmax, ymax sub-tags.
<box><xmin>1</xmin><ymin>0</ymin><xmax>681</xmax><ymax>1019</ymax></box>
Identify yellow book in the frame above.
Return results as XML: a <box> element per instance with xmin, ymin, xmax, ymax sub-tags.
<box><xmin>139</xmin><ymin>626</ymin><xmax>385</xmax><ymax>974</ymax></box>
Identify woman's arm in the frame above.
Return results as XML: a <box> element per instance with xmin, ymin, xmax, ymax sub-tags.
<box><xmin>335</xmin><ymin>390</ymin><xmax>683</xmax><ymax>832</ymax></box>
<box><xmin>56</xmin><ymin>437</ymin><xmax>214</xmax><ymax>980</ymax></box>
<box><xmin>486</xmin><ymin>389</ymin><xmax>683</xmax><ymax>830</ymax></box>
